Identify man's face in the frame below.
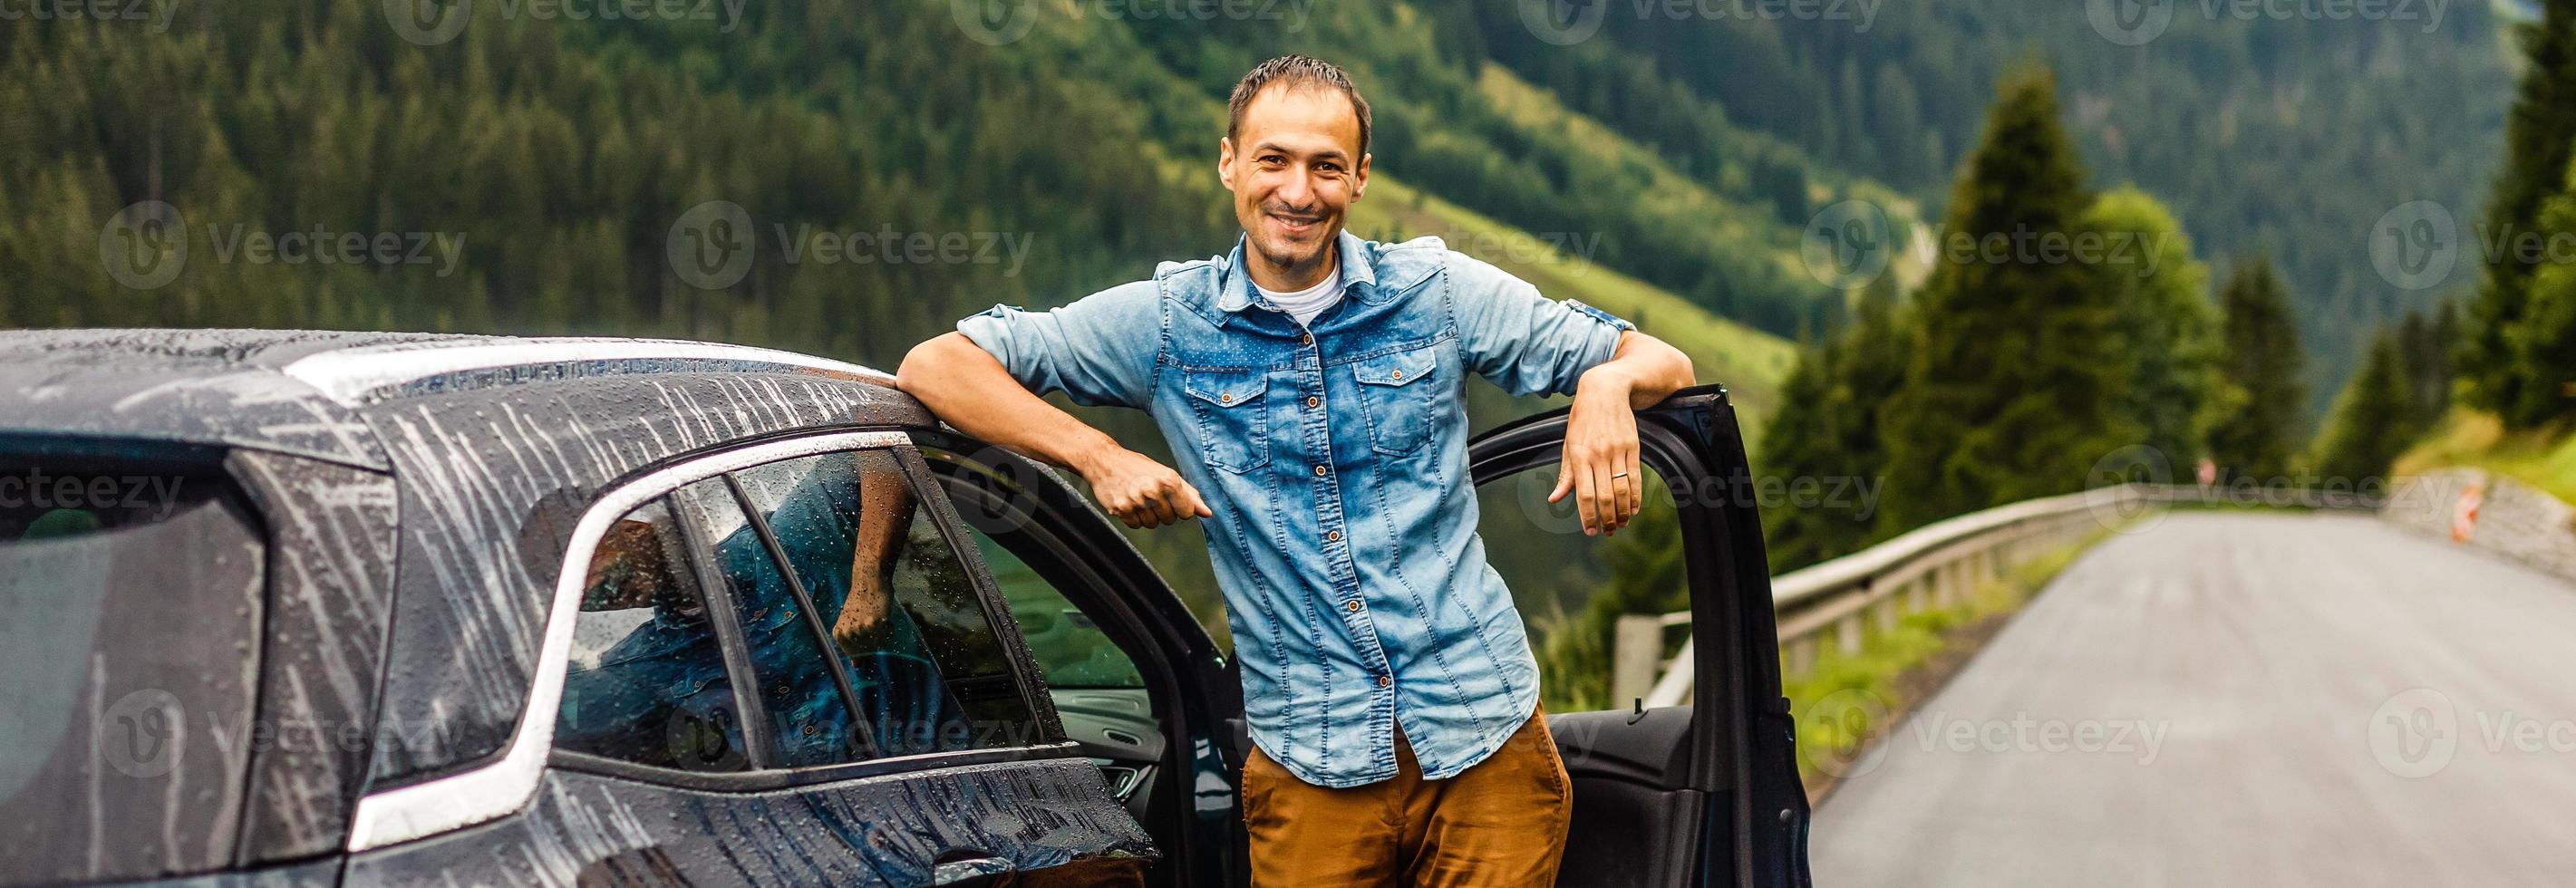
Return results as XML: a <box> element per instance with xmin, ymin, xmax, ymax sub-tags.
<box><xmin>1220</xmin><ymin>84</ymin><xmax>1369</xmax><ymax>280</ymax></box>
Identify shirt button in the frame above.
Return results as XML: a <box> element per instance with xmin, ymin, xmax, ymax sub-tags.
<box><xmin>1306</xmin><ymin>395</ymin><xmax>1321</xmax><ymax>409</ymax></box>
<box><xmin>1326</xmin><ymin>529</ymin><xmax>1342</xmax><ymax>542</ymax></box>
<box><xmin>1344</xmin><ymin>600</ymin><xmax>1361</xmax><ymax>613</ymax></box>
<box><xmin>1219</xmin><ymin>392</ymin><xmax>1233</xmax><ymax>404</ymax></box>
<box><xmin>1301</xmin><ymin>333</ymin><xmax>1315</xmax><ymax>346</ymax></box>
<box><xmin>1314</xmin><ymin>464</ymin><xmax>1329</xmax><ymax>477</ymax></box>
<box><xmin>1377</xmin><ymin>674</ymin><xmax>1393</xmax><ymax>689</ymax></box>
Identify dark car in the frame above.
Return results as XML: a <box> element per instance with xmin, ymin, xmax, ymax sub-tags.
<box><xmin>0</xmin><ymin>329</ymin><xmax>1808</xmax><ymax>887</ymax></box>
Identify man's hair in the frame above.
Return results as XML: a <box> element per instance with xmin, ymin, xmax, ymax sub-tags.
<box><xmin>1227</xmin><ymin>55</ymin><xmax>1372</xmax><ymax>157</ymax></box>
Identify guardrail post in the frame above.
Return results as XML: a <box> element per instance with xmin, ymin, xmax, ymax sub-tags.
<box><xmin>1907</xmin><ymin>576</ymin><xmax>1928</xmax><ymax>614</ymax></box>
<box><xmin>1874</xmin><ymin>594</ymin><xmax>1900</xmax><ymax>634</ymax></box>
<box><xmin>1785</xmin><ymin>634</ymin><xmax>1816</xmax><ymax>678</ymax></box>
<box><xmin>1836</xmin><ymin>612</ymin><xmax>1864</xmax><ymax>656</ymax></box>
<box><xmin>1612</xmin><ymin>615</ymin><xmax>1662</xmax><ymax>708</ymax></box>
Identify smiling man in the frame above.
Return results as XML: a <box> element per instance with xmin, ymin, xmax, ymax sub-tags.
<box><xmin>897</xmin><ymin>56</ymin><xmax>1694</xmax><ymax>885</ymax></box>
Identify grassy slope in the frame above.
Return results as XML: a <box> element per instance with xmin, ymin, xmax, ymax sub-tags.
<box><xmin>2394</xmin><ymin>409</ymin><xmax>2576</xmax><ymax>504</ymax></box>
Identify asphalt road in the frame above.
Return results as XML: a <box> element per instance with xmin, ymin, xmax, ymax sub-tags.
<box><xmin>1809</xmin><ymin>510</ymin><xmax>2576</xmax><ymax>887</ymax></box>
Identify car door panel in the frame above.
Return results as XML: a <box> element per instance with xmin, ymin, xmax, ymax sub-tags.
<box><xmin>342</xmin><ymin>761</ymin><xmax>1152</xmax><ymax>886</ymax></box>
<box><xmin>1466</xmin><ymin>385</ymin><xmax>1809</xmax><ymax>888</ymax></box>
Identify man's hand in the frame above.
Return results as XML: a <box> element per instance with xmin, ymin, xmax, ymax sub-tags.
<box><xmin>1078</xmin><ymin>445</ymin><xmax>1213</xmax><ymax>528</ymax></box>
<box><xmin>1548</xmin><ymin>331</ymin><xmax>1695</xmax><ymax>536</ymax></box>
<box><xmin>1551</xmin><ymin>371</ymin><xmax>1645</xmax><ymax>536</ymax></box>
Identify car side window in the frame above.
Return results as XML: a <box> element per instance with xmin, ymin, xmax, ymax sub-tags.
<box><xmin>961</xmin><ymin>525</ymin><xmax>1145</xmax><ymax>690</ymax></box>
<box><xmin>556</xmin><ymin>497</ymin><xmax>750</xmax><ymax>772</ymax></box>
<box><xmin>672</xmin><ymin>477</ymin><xmax>867</xmax><ymax>767</ymax></box>
<box><xmin>727</xmin><ymin>450</ymin><xmax>1041</xmax><ymax>758</ymax></box>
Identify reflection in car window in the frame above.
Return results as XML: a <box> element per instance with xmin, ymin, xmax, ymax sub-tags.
<box><xmin>728</xmin><ymin>451</ymin><xmax>1039</xmax><ymax>758</ymax></box>
<box><xmin>556</xmin><ymin>497</ymin><xmax>749</xmax><ymax>772</ymax></box>
<box><xmin>673</xmin><ymin>477</ymin><xmax>868</xmax><ymax>767</ymax></box>
<box><xmin>959</xmin><ymin>524</ymin><xmax>1145</xmax><ymax>690</ymax></box>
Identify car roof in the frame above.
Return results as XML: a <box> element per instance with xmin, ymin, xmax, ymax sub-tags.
<box><xmin>0</xmin><ymin>329</ymin><xmax>896</xmax><ymax>468</ymax></box>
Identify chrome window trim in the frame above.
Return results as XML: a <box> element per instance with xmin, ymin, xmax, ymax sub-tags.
<box><xmin>344</xmin><ymin>430</ymin><xmax>912</xmax><ymax>853</ymax></box>
<box><xmin>282</xmin><ymin>337</ymin><xmax>894</xmax><ymax>407</ymax></box>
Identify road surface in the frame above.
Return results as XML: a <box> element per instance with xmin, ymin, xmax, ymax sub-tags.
<box><xmin>1810</xmin><ymin>510</ymin><xmax>2576</xmax><ymax>886</ymax></box>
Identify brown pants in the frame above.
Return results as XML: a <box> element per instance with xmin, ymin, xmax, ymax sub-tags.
<box><xmin>1243</xmin><ymin>704</ymin><xmax>1573</xmax><ymax>887</ymax></box>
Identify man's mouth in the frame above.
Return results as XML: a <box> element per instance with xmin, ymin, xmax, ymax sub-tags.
<box><xmin>1268</xmin><ymin>212</ymin><xmax>1323</xmax><ymax>237</ymax></box>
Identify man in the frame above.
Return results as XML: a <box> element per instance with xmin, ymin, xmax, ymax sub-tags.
<box><xmin>898</xmin><ymin>56</ymin><xmax>1695</xmax><ymax>885</ymax></box>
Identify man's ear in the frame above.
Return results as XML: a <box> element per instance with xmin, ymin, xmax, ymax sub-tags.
<box><xmin>1217</xmin><ymin>136</ymin><xmax>1238</xmax><ymax>192</ymax></box>
<box><xmin>1352</xmin><ymin>151</ymin><xmax>1370</xmax><ymax>201</ymax></box>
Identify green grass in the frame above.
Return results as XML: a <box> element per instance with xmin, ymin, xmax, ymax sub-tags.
<box><xmin>2394</xmin><ymin>408</ymin><xmax>2576</xmax><ymax>504</ymax></box>
<box><xmin>1782</xmin><ymin>530</ymin><xmax>2108</xmax><ymax>785</ymax></box>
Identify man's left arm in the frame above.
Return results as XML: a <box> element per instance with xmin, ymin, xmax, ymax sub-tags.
<box><xmin>1448</xmin><ymin>250</ymin><xmax>1694</xmax><ymax>536</ymax></box>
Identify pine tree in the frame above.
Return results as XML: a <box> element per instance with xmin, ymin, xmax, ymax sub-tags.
<box><xmin>2085</xmin><ymin>187</ymin><xmax>2222</xmax><ymax>469</ymax></box>
<box><xmin>2312</xmin><ymin>331</ymin><xmax>2418</xmax><ymax>483</ymax></box>
<box><xmin>2208</xmin><ymin>256</ymin><xmax>2309</xmax><ymax>482</ymax></box>
<box><xmin>1878</xmin><ymin>63</ymin><xmax>2140</xmax><ymax>530</ymax></box>
<box><xmin>2502</xmin><ymin>164</ymin><xmax>2576</xmax><ymax>427</ymax></box>
<box><xmin>1758</xmin><ymin>277</ymin><xmax>1908</xmax><ymax>570</ymax></box>
<box><xmin>2397</xmin><ymin>303</ymin><xmax>2457</xmax><ymax>429</ymax></box>
<box><xmin>2463</xmin><ymin>0</ymin><xmax>2576</xmax><ymax>420</ymax></box>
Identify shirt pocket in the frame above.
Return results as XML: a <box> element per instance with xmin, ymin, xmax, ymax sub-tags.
<box><xmin>1352</xmin><ymin>344</ymin><xmax>1442</xmax><ymax>457</ymax></box>
<box><xmin>1184</xmin><ymin>369</ymin><xmax>1271</xmax><ymax>474</ymax></box>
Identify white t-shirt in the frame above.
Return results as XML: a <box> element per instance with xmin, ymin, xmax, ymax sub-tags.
<box><xmin>1255</xmin><ymin>265</ymin><xmax>1343</xmax><ymax>327</ymax></box>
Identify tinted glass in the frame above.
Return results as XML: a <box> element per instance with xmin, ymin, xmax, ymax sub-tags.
<box><xmin>963</xmin><ymin>524</ymin><xmax>1145</xmax><ymax>690</ymax></box>
<box><xmin>0</xmin><ymin>457</ymin><xmax>263</xmax><ymax>883</ymax></box>
<box><xmin>673</xmin><ymin>477</ymin><xmax>867</xmax><ymax>767</ymax></box>
<box><xmin>556</xmin><ymin>497</ymin><xmax>748</xmax><ymax>772</ymax></box>
<box><xmin>731</xmin><ymin>451</ymin><xmax>1040</xmax><ymax>758</ymax></box>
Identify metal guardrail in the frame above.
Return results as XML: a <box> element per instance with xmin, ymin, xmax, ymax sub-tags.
<box><xmin>1619</xmin><ymin>483</ymin><xmax>2371</xmax><ymax>709</ymax></box>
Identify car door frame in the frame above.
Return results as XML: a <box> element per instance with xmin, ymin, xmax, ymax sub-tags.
<box><xmin>342</xmin><ymin>428</ymin><xmax>1153</xmax><ymax>885</ymax></box>
<box><xmin>906</xmin><ymin>427</ymin><xmax>1248</xmax><ymax>888</ymax></box>
<box><xmin>1463</xmin><ymin>384</ymin><xmax>1809</xmax><ymax>888</ymax></box>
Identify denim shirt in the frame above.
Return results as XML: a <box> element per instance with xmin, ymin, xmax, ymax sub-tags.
<box><xmin>957</xmin><ymin>231</ymin><xmax>1632</xmax><ymax>787</ymax></box>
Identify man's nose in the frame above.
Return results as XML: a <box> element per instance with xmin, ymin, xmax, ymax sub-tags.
<box><xmin>1274</xmin><ymin>170</ymin><xmax>1314</xmax><ymax>209</ymax></box>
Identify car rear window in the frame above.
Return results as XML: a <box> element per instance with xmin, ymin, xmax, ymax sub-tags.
<box><xmin>0</xmin><ymin>450</ymin><xmax>266</xmax><ymax>883</ymax></box>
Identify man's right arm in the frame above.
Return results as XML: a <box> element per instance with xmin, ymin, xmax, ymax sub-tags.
<box><xmin>891</xmin><ymin>292</ymin><xmax>1210</xmax><ymax>525</ymax></box>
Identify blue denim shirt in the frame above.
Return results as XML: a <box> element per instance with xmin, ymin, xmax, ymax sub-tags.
<box><xmin>958</xmin><ymin>231</ymin><xmax>1632</xmax><ymax>787</ymax></box>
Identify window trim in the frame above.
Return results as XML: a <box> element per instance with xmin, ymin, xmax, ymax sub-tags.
<box><xmin>347</xmin><ymin>429</ymin><xmax>1094</xmax><ymax>852</ymax></box>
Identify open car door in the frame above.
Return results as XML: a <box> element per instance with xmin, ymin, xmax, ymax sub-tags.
<box><xmin>1467</xmin><ymin>384</ymin><xmax>1812</xmax><ymax>888</ymax></box>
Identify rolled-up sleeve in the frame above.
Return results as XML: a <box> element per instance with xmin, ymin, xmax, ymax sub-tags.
<box><xmin>954</xmin><ymin>279</ymin><xmax>1160</xmax><ymax>409</ymax></box>
<box><xmin>1447</xmin><ymin>251</ymin><xmax>1633</xmax><ymax>397</ymax></box>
